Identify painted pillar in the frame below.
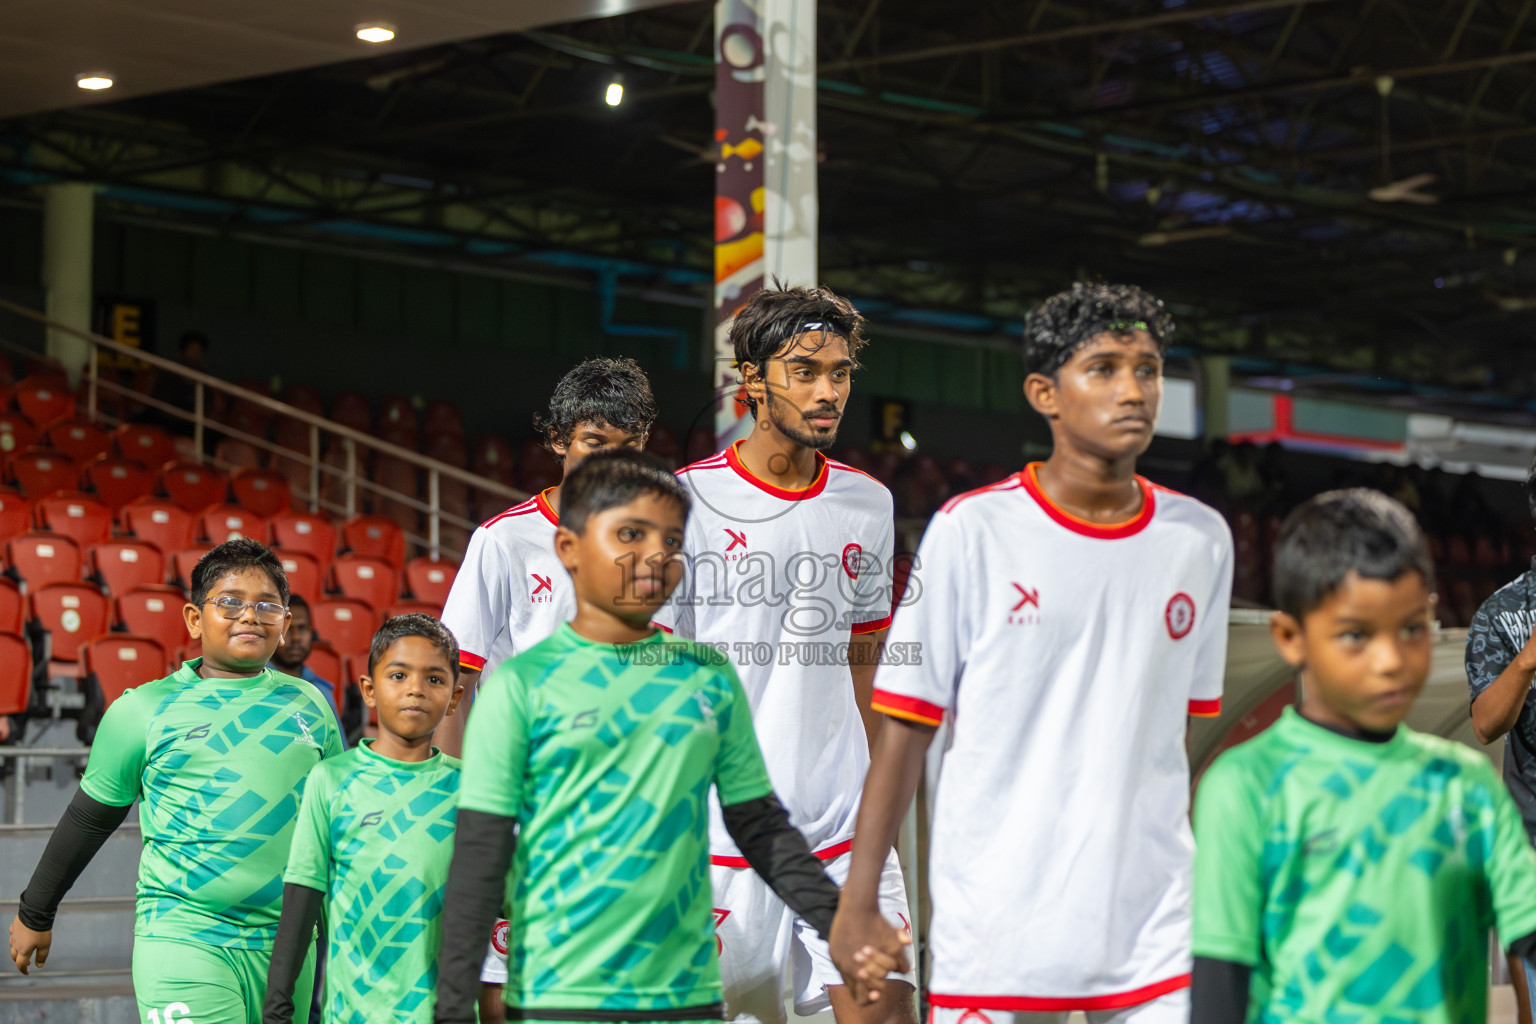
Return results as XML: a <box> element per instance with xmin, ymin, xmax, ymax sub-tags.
<box><xmin>1199</xmin><ymin>354</ymin><xmax>1231</xmax><ymax>442</ymax></box>
<box><xmin>713</xmin><ymin>0</ymin><xmax>819</xmax><ymax>447</ymax></box>
<box><xmin>42</xmin><ymin>183</ymin><xmax>95</xmax><ymax>385</ymax></box>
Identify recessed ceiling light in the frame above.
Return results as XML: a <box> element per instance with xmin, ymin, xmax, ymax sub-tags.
<box><xmin>605</xmin><ymin>79</ymin><xmax>624</xmax><ymax>107</ymax></box>
<box><xmin>356</xmin><ymin>22</ymin><xmax>396</xmax><ymax>43</ymax></box>
<box><xmin>76</xmin><ymin>73</ymin><xmax>113</xmax><ymax>91</ymax></box>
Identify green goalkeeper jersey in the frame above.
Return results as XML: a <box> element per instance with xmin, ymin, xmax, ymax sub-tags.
<box><xmin>80</xmin><ymin>658</ymin><xmax>344</xmax><ymax>949</ymax></box>
<box><xmin>1194</xmin><ymin>706</ymin><xmax>1536</xmax><ymax>1024</ymax></box>
<box><xmin>460</xmin><ymin>623</ymin><xmax>774</xmax><ymax>1016</ymax></box>
<box><xmin>285</xmin><ymin>739</ymin><xmax>462</xmax><ymax>1023</ymax></box>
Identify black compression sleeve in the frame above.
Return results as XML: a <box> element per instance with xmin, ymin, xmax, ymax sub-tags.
<box><xmin>1509</xmin><ymin>929</ymin><xmax>1536</xmax><ymax>960</ymax></box>
<box><xmin>17</xmin><ymin>789</ymin><xmax>132</xmax><ymax>931</ymax></box>
<box><xmin>719</xmin><ymin>794</ymin><xmax>840</xmax><ymax>940</ymax></box>
<box><xmin>435</xmin><ymin>809</ymin><xmax>517</xmax><ymax>1024</ymax></box>
<box><xmin>262</xmin><ymin>883</ymin><xmax>323</xmax><ymax>1024</ymax></box>
<box><xmin>1190</xmin><ymin>956</ymin><xmax>1251</xmax><ymax>1024</ymax></box>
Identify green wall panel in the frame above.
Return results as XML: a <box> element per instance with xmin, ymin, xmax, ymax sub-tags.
<box><xmin>252</xmin><ymin>246</ymin><xmax>302</xmax><ymax>322</ymax></box>
<box><xmin>456</xmin><ymin>275</ymin><xmax>499</xmax><ymax>345</ymax></box>
<box><xmin>191</xmin><ymin>236</ymin><xmax>251</xmax><ymax>313</ymax></box>
<box><xmin>356</xmin><ymin>261</ymin><xmax>404</xmax><ymax>336</ymax></box>
<box><xmin>123</xmin><ymin>229</ymin><xmax>192</xmax><ymax>303</ymax></box>
<box><xmin>301</xmin><ymin>252</ymin><xmax>356</xmax><ymax>330</ymax></box>
<box><xmin>403</xmin><ymin>267</ymin><xmax>455</xmax><ymax>344</ymax></box>
<box><xmin>0</xmin><ymin>209</ymin><xmax>42</xmax><ymax>289</ymax></box>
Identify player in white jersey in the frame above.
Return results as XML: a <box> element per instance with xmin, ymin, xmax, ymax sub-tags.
<box><xmin>656</xmin><ymin>285</ymin><xmax>917</xmax><ymax>1024</ymax></box>
<box><xmin>830</xmin><ymin>282</ymin><xmax>1234</xmax><ymax>1024</ymax></box>
<box><xmin>436</xmin><ymin>356</ymin><xmax>654</xmax><ymax>1021</ymax></box>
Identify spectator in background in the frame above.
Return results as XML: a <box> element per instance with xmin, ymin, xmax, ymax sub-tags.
<box><xmin>147</xmin><ymin>331</ymin><xmax>208</xmax><ymax>436</ymax></box>
<box><xmin>268</xmin><ymin>595</ymin><xmax>346</xmax><ymax>742</ymax></box>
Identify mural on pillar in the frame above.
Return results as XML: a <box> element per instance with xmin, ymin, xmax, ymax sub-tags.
<box><xmin>713</xmin><ymin>0</ymin><xmax>818</xmax><ymax>447</ymax></box>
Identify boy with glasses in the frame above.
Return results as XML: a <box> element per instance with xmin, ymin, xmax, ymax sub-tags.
<box><xmin>7</xmin><ymin>538</ymin><xmax>344</xmax><ymax>1024</ymax></box>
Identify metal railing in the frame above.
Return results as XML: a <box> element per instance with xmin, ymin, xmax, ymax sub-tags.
<box><xmin>0</xmin><ymin>297</ymin><xmax>526</xmax><ymax>561</ymax></box>
<box><xmin>0</xmin><ymin>747</ymin><xmax>91</xmax><ymax>826</ymax></box>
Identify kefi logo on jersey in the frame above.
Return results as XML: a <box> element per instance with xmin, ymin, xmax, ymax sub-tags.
<box><xmin>1165</xmin><ymin>592</ymin><xmax>1196</xmax><ymax>640</ymax></box>
<box><xmin>530</xmin><ymin>573</ymin><xmax>554</xmax><ymax>603</ymax></box>
<box><xmin>1007</xmin><ymin>583</ymin><xmax>1041</xmax><ymax>626</ymax></box>
<box><xmin>841</xmin><ymin>543</ymin><xmax>862</xmax><ymax>580</ymax></box>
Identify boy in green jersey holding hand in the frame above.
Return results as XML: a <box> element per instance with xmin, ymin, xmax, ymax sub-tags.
<box><xmin>7</xmin><ymin>539</ymin><xmax>344</xmax><ymax>1023</ymax></box>
<box><xmin>433</xmin><ymin>450</ymin><xmax>904</xmax><ymax>1024</ymax></box>
<box><xmin>264</xmin><ymin>613</ymin><xmax>466</xmax><ymax>1023</ymax></box>
<box><xmin>1192</xmin><ymin>489</ymin><xmax>1536</xmax><ymax>1024</ymax></box>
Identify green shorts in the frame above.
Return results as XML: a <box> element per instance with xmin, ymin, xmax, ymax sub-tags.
<box><xmin>132</xmin><ymin>935</ymin><xmax>315</xmax><ymax>1024</ymax></box>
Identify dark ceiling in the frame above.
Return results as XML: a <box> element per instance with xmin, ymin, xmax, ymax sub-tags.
<box><xmin>6</xmin><ymin>0</ymin><xmax>1536</xmax><ymax>399</ymax></box>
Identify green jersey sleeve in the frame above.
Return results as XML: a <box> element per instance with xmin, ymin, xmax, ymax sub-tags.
<box><xmin>79</xmin><ymin>687</ymin><xmax>156</xmax><ymax>807</ymax></box>
<box><xmin>284</xmin><ymin>762</ymin><xmax>336</xmax><ymax>892</ymax></box>
<box><xmin>459</xmin><ymin>667</ymin><xmax>531</xmax><ymax>817</ymax></box>
<box><xmin>1192</xmin><ymin>755</ymin><xmax>1265</xmax><ymax>966</ymax></box>
<box><xmin>712</xmin><ymin>660</ymin><xmax>773</xmax><ymax>807</ymax></box>
<box><xmin>1478</xmin><ymin>759</ymin><xmax>1536</xmax><ymax>946</ymax></box>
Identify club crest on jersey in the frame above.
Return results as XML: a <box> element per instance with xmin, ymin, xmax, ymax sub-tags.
<box><xmin>1008</xmin><ymin>583</ymin><xmax>1041</xmax><ymax>626</ymax></box>
<box><xmin>1166</xmin><ymin>592</ymin><xmax>1196</xmax><ymax>640</ymax></box>
<box><xmin>492</xmin><ymin>919</ymin><xmax>510</xmax><ymax>955</ymax></box>
<box><xmin>530</xmin><ymin>573</ymin><xmax>554</xmax><ymax>603</ymax></box>
<box><xmin>841</xmin><ymin>543</ymin><xmax>862</xmax><ymax>580</ymax></box>
<box><xmin>291</xmin><ymin>712</ymin><xmax>321</xmax><ymax>748</ymax></box>
<box><xmin>724</xmin><ymin>528</ymin><xmax>747</xmax><ymax>560</ymax></box>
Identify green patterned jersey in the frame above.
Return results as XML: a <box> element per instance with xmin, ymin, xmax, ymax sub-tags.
<box><xmin>81</xmin><ymin>658</ymin><xmax>344</xmax><ymax>949</ymax></box>
<box><xmin>460</xmin><ymin>624</ymin><xmax>773</xmax><ymax>1015</ymax></box>
<box><xmin>286</xmin><ymin>740</ymin><xmax>461</xmax><ymax>1023</ymax></box>
<box><xmin>1194</xmin><ymin>707</ymin><xmax>1536</xmax><ymax>1024</ymax></box>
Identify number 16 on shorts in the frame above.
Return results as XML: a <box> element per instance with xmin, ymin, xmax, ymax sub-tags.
<box><xmin>147</xmin><ymin>1002</ymin><xmax>194</xmax><ymax>1024</ymax></box>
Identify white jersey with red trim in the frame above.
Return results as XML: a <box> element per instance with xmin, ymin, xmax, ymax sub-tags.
<box><xmin>871</xmin><ymin>464</ymin><xmax>1232</xmax><ymax>1010</ymax></box>
<box><xmin>656</xmin><ymin>441</ymin><xmax>896</xmax><ymax>860</ymax></box>
<box><xmin>439</xmin><ymin>488</ymin><xmax>572</xmax><ymax>676</ymax></box>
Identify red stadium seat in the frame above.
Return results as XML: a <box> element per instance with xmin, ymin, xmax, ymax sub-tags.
<box><xmin>470</xmin><ymin>435</ymin><xmax>515</xmax><ymax>486</ymax></box>
<box><xmin>161</xmin><ymin>462</ymin><xmax>229</xmax><ymax>513</ymax></box>
<box><xmin>385</xmin><ymin>600</ymin><xmax>441</xmax><ymax>619</ymax></box>
<box><xmin>171</xmin><ymin>546</ymin><xmax>214</xmax><ymax>588</ymax></box>
<box><xmin>0</xmin><ymin>576</ymin><xmax>24</xmax><ymax>634</ymax></box>
<box><xmin>377</xmin><ymin>395</ymin><xmax>418</xmax><ymax>434</ymax></box>
<box><xmin>426</xmin><ymin>432</ymin><xmax>467</xmax><ymax>467</ymax></box>
<box><xmin>230</xmin><ymin>468</ymin><xmax>292</xmax><ymax>518</ymax></box>
<box><xmin>5</xmin><ymin>532</ymin><xmax>82</xmax><ymax>590</ymax></box>
<box><xmin>199</xmin><ymin>504</ymin><xmax>267</xmax><ymax>543</ymax></box>
<box><xmin>329</xmin><ymin>392</ymin><xmax>373</xmax><ymax>434</ymax></box>
<box><xmin>268</xmin><ymin>510</ymin><xmax>337</xmax><ymax>576</ymax></box>
<box><xmin>273</xmin><ymin>549</ymin><xmax>323</xmax><ymax>606</ymax></box>
<box><xmin>122</xmin><ymin>498</ymin><xmax>196</xmax><ymax>556</ymax></box>
<box><xmin>423</xmin><ymin>401</ymin><xmax>464</xmax><ymax>440</ymax></box>
<box><xmin>517</xmin><ymin>447</ymin><xmax>560</xmax><ymax>494</ymax></box>
<box><xmin>404</xmin><ymin>557</ymin><xmax>457</xmax><ymax>605</ymax></box>
<box><xmin>115</xmin><ymin>423</ymin><xmax>178</xmax><ymax>470</ymax></box>
<box><xmin>116</xmin><ymin>586</ymin><xmax>189</xmax><ymax>655</ymax></box>
<box><xmin>219</xmin><ymin>395</ymin><xmax>273</xmax><ymax>440</ymax></box>
<box><xmin>0</xmin><ymin>413</ymin><xmax>39</xmax><ymax>459</ymax></box>
<box><xmin>331</xmin><ymin>554</ymin><xmax>398</xmax><ymax>613</ymax></box>
<box><xmin>342</xmin><ymin>515</ymin><xmax>405</xmax><ymax>569</ymax></box>
<box><xmin>8</xmin><ymin>449</ymin><xmax>77</xmax><ymax>498</ymax></box>
<box><xmin>46</xmin><ymin>420</ymin><xmax>112</xmax><ymax>463</ymax></box>
<box><xmin>0</xmin><ymin>488</ymin><xmax>32</xmax><ymax>545</ymax></box>
<box><xmin>683</xmin><ymin>428</ymin><xmax>714</xmax><ymax>465</ymax></box>
<box><xmin>35</xmin><ymin>492</ymin><xmax>113</xmax><ymax>548</ymax></box>
<box><xmin>214</xmin><ymin>439</ymin><xmax>261</xmax><ymax>471</ymax></box>
<box><xmin>31</xmin><ymin>582</ymin><xmax>110</xmax><ymax>665</ymax></box>
<box><xmin>305</xmin><ymin>641</ymin><xmax>345</xmax><ymax>694</ymax></box>
<box><xmin>0</xmin><ymin>633</ymin><xmax>32</xmax><ymax>716</ymax></box>
<box><xmin>83</xmin><ymin>456</ymin><xmax>155</xmax><ymax>513</ymax></box>
<box><xmin>282</xmin><ymin>385</ymin><xmax>325</xmax><ymax>417</ymax></box>
<box><xmin>14</xmin><ymin>375</ymin><xmax>75</xmax><ymax>429</ymax></box>
<box><xmin>83</xmin><ymin>635</ymin><xmax>166</xmax><ymax>708</ymax></box>
<box><xmin>312</xmin><ymin>598</ymin><xmax>378</xmax><ymax>658</ymax></box>
<box><xmin>88</xmin><ymin>539</ymin><xmax>166</xmax><ymax>596</ymax></box>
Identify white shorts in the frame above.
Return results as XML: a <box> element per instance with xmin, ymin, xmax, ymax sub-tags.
<box><xmin>481</xmin><ymin>918</ymin><xmax>510</xmax><ymax>984</ymax></box>
<box><xmin>928</xmin><ymin>988</ymin><xmax>1189</xmax><ymax>1024</ymax></box>
<box><xmin>716</xmin><ymin>847</ymin><xmax>915</xmax><ymax>1024</ymax></box>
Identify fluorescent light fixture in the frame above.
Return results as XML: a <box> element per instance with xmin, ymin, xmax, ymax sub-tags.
<box><xmin>899</xmin><ymin>431</ymin><xmax>917</xmax><ymax>451</ymax></box>
<box><xmin>605</xmin><ymin>78</ymin><xmax>624</xmax><ymax>107</ymax></box>
<box><xmin>76</xmin><ymin>73</ymin><xmax>113</xmax><ymax>91</ymax></box>
<box><xmin>356</xmin><ymin>22</ymin><xmax>396</xmax><ymax>43</ymax></box>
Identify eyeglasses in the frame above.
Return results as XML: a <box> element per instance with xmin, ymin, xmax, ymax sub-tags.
<box><xmin>206</xmin><ymin>596</ymin><xmax>287</xmax><ymax>624</ymax></box>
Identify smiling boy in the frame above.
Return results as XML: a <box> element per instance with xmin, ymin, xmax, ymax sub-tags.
<box><xmin>8</xmin><ymin>539</ymin><xmax>343</xmax><ymax>1024</ymax></box>
<box><xmin>263</xmin><ymin>614</ymin><xmax>465</xmax><ymax>1023</ymax></box>
<box><xmin>1191</xmin><ymin>489</ymin><xmax>1536</xmax><ymax>1024</ymax></box>
<box><xmin>831</xmin><ymin>282</ymin><xmax>1234</xmax><ymax>1022</ymax></box>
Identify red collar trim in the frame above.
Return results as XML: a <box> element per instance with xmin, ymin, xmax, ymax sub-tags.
<box><xmin>1020</xmin><ymin>463</ymin><xmax>1155</xmax><ymax>539</ymax></box>
<box><xmin>724</xmin><ymin>441</ymin><xmax>829</xmax><ymax>501</ymax></box>
<box><xmin>534</xmin><ymin>488</ymin><xmax>559</xmax><ymax>526</ymax></box>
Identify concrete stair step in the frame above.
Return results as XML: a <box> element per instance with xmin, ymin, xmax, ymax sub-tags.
<box><xmin>0</xmin><ymin>897</ymin><xmax>135</xmax><ymax>973</ymax></box>
<box><xmin>0</xmin><ymin>825</ymin><xmax>141</xmax><ymax>899</ymax></box>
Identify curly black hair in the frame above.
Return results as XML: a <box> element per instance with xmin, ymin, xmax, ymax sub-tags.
<box><xmin>558</xmin><ymin>449</ymin><xmax>690</xmax><ymax>536</ymax></box>
<box><xmin>190</xmin><ymin>538</ymin><xmax>289</xmax><ymax>607</ymax></box>
<box><xmin>367</xmin><ymin>613</ymin><xmax>460</xmax><ymax>681</ymax></box>
<box><xmin>533</xmin><ymin>357</ymin><xmax>657</xmax><ymax>462</ymax></box>
<box><xmin>729</xmin><ymin>283</ymin><xmax>868</xmax><ymax>417</ymax></box>
<box><xmin>1021</xmin><ymin>281</ymin><xmax>1174</xmax><ymax>377</ymax></box>
<box><xmin>1271</xmin><ymin>488</ymin><xmax>1434</xmax><ymax>620</ymax></box>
